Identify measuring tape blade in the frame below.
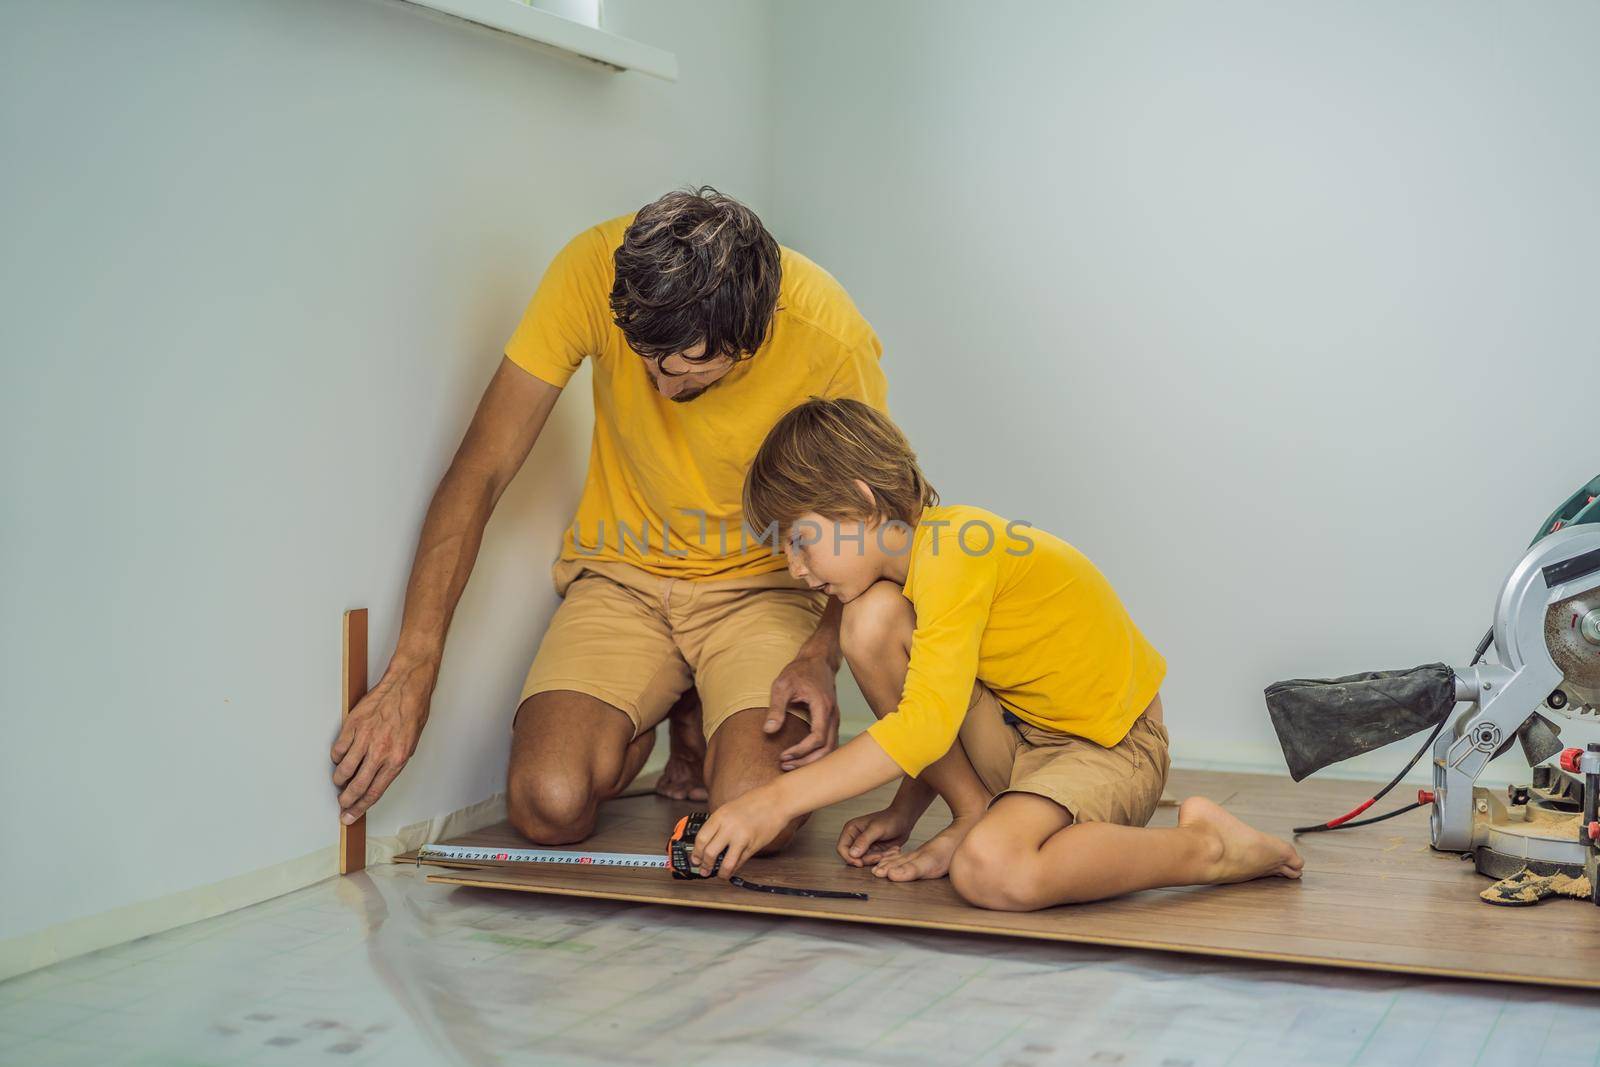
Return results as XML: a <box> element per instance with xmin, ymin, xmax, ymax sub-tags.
<box><xmin>416</xmin><ymin>819</ymin><xmax>869</xmax><ymax>901</ymax></box>
<box><xmin>416</xmin><ymin>843</ymin><xmax>667</xmax><ymax>869</ymax></box>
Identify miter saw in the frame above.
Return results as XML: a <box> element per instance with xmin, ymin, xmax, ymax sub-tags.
<box><xmin>1265</xmin><ymin>476</ymin><xmax>1600</xmax><ymax>904</ymax></box>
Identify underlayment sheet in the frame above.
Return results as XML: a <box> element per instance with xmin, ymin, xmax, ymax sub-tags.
<box><xmin>3</xmin><ymin>863</ymin><xmax>1599</xmax><ymax>1066</ymax></box>
<box><xmin>402</xmin><ymin>769</ymin><xmax>1600</xmax><ymax>990</ymax></box>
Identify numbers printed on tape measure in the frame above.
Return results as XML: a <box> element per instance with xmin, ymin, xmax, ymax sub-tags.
<box><xmin>417</xmin><ymin>844</ymin><xmax>669</xmax><ymax>869</ymax></box>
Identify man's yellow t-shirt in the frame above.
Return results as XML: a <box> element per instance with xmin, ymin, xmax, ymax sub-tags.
<box><xmin>867</xmin><ymin>505</ymin><xmax>1167</xmax><ymax>777</ymax></box>
<box><xmin>505</xmin><ymin>215</ymin><xmax>888</xmax><ymax>580</ymax></box>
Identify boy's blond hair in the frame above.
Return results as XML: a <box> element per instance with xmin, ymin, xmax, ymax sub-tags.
<box><xmin>743</xmin><ymin>397</ymin><xmax>939</xmax><ymax>537</ymax></box>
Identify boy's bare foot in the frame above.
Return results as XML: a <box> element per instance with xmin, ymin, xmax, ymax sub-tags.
<box><xmin>872</xmin><ymin>815</ymin><xmax>982</xmax><ymax>882</ymax></box>
<box><xmin>654</xmin><ymin>694</ymin><xmax>708</xmax><ymax>802</ymax></box>
<box><xmin>1179</xmin><ymin>797</ymin><xmax>1304</xmax><ymax>882</ymax></box>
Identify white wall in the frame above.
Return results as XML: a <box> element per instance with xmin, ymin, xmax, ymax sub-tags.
<box><xmin>770</xmin><ymin>2</ymin><xmax>1600</xmax><ymax>776</ymax></box>
<box><xmin>0</xmin><ymin>0</ymin><xmax>774</xmax><ymax>948</ymax></box>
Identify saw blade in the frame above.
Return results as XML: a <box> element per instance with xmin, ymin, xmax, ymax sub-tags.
<box><xmin>1546</xmin><ymin>592</ymin><xmax>1600</xmax><ymax>691</ymax></box>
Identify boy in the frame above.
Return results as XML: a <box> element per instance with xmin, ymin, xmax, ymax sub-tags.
<box><xmin>690</xmin><ymin>398</ymin><xmax>1302</xmax><ymax>909</ymax></box>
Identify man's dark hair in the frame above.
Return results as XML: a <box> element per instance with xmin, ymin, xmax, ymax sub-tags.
<box><xmin>610</xmin><ymin>187</ymin><xmax>781</xmax><ymax>364</ymax></box>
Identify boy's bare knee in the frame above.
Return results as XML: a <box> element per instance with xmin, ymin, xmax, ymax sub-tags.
<box><xmin>950</xmin><ymin>829</ymin><xmax>1038</xmax><ymax>911</ymax></box>
<box><xmin>839</xmin><ymin>581</ymin><xmax>914</xmax><ymax>659</ymax></box>
<box><xmin>507</xmin><ymin>770</ymin><xmax>598</xmax><ymax>845</ymax></box>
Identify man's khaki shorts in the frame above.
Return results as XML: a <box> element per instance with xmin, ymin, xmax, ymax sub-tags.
<box><xmin>520</xmin><ymin>558</ymin><xmax>828</xmax><ymax>739</ymax></box>
<box><xmin>955</xmin><ymin>684</ymin><xmax>1171</xmax><ymax>826</ymax></box>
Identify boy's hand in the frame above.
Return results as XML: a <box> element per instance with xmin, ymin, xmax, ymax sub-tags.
<box><xmin>837</xmin><ymin>807</ymin><xmax>917</xmax><ymax>867</ymax></box>
<box><xmin>690</xmin><ymin>792</ymin><xmax>791</xmax><ymax>878</ymax></box>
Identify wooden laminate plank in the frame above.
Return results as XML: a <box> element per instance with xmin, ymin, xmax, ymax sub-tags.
<box><xmin>398</xmin><ymin>769</ymin><xmax>1600</xmax><ymax>988</ymax></box>
<box><xmin>339</xmin><ymin>608</ymin><xmax>368</xmax><ymax>876</ymax></box>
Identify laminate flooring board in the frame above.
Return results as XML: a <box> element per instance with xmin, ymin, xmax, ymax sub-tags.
<box><xmin>396</xmin><ymin>769</ymin><xmax>1599</xmax><ymax>989</ymax></box>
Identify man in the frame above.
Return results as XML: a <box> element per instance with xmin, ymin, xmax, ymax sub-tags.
<box><xmin>330</xmin><ymin>188</ymin><xmax>888</xmax><ymax>851</ymax></box>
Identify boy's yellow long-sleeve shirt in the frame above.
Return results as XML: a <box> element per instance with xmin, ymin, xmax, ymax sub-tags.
<box><xmin>867</xmin><ymin>505</ymin><xmax>1167</xmax><ymax>777</ymax></box>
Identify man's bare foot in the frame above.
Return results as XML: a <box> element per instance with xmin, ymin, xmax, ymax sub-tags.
<box><xmin>655</xmin><ymin>693</ymin><xmax>708</xmax><ymax>802</ymax></box>
<box><xmin>872</xmin><ymin>815</ymin><xmax>982</xmax><ymax>882</ymax></box>
<box><xmin>1179</xmin><ymin>797</ymin><xmax>1304</xmax><ymax>882</ymax></box>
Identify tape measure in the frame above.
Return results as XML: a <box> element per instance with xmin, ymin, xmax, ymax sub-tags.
<box><xmin>414</xmin><ymin>845</ymin><xmax>667</xmax><ymax>869</ymax></box>
<box><xmin>417</xmin><ymin>812</ymin><xmax>867</xmax><ymax>901</ymax></box>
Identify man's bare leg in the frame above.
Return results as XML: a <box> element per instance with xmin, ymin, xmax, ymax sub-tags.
<box><xmin>950</xmin><ymin>792</ymin><xmax>1304</xmax><ymax>911</ymax></box>
<box><xmin>654</xmin><ymin>689</ymin><xmax>709</xmax><ymax>802</ymax></box>
<box><xmin>703</xmin><ymin>706</ymin><xmax>811</xmax><ymax>855</ymax></box>
<box><xmin>507</xmin><ymin>690</ymin><xmax>655</xmax><ymax>845</ymax></box>
<box><xmin>838</xmin><ymin>581</ymin><xmax>993</xmax><ymax>881</ymax></box>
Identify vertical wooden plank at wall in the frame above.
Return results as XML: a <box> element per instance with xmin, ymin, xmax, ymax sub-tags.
<box><xmin>340</xmin><ymin>609</ymin><xmax>369</xmax><ymax>875</ymax></box>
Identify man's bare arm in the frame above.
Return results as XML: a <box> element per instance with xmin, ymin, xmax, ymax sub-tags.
<box><xmin>797</xmin><ymin>597</ymin><xmax>844</xmax><ymax>672</ymax></box>
<box><xmin>331</xmin><ymin>358</ymin><xmax>562</xmax><ymax>823</ymax></box>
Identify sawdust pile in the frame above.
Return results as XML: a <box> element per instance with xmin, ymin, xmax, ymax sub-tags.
<box><xmin>1480</xmin><ymin>867</ymin><xmax>1594</xmax><ymax>906</ymax></box>
<box><xmin>1516</xmin><ymin>805</ymin><xmax>1582</xmax><ymax>832</ymax></box>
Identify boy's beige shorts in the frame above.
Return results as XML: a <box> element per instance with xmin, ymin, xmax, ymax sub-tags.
<box><xmin>520</xmin><ymin>558</ymin><xmax>827</xmax><ymax>739</ymax></box>
<box><xmin>957</xmin><ymin>685</ymin><xmax>1171</xmax><ymax>826</ymax></box>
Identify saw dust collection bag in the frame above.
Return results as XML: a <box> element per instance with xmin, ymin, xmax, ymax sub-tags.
<box><xmin>1264</xmin><ymin>663</ymin><xmax>1457</xmax><ymax>781</ymax></box>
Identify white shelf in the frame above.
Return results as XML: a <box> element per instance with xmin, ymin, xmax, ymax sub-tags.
<box><xmin>400</xmin><ymin>0</ymin><xmax>679</xmax><ymax>81</ymax></box>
